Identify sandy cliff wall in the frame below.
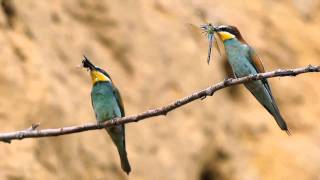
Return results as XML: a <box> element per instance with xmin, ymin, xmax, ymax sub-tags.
<box><xmin>0</xmin><ymin>0</ymin><xmax>319</xmax><ymax>179</ymax></box>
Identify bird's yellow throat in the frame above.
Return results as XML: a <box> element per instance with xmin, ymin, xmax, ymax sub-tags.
<box><xmin>218</xmin><ymin>31</ymin><xmax>235</xmax><ymax>41</ymax></box>
<box><xmin>90</xmin><ymin>70</ymin><xmax>111</xmax><ymax>84</ymax></box>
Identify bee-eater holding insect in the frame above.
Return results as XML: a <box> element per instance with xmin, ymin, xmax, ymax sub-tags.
<box><xmin>201</xmin><ymin>24</ymin><xmax>290</xmax><ymax>134</ymax></box>
<box><xmin>82</xmin><ymin>56</ymin><xmax>131</xmax><ymax>174</ymax></box>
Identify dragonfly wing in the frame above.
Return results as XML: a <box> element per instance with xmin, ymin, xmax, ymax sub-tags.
<box><xmin>207</xmin><ymin>33</ymin><xmax>214</xmax><ymax>64</ymax></box>
<box><xmin>213</xmin><ymin>35</ymin><xmax>221</xmax><ymax>55</ymax></box>
<box><xmin>214</xmin><ymin>32</ymin><xmax>225</xmax><ymax>56</ymax></box>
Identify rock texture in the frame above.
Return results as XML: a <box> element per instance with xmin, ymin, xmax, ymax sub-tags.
<box><xmin>0</xmin><ymin>0</ymin><xmax>319</xmax><ymax>179</ymax></box>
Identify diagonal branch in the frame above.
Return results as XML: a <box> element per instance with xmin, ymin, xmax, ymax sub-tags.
<box><xmin>0</xmin><ymin>65</ymin><xmax>319</xmax><ymax>143</ymax></box>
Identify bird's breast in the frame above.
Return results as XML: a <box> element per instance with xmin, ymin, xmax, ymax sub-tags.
<box><xmin>225</xmin><ymin>43</ymin><xmax>255</xmax><ymax>77</ymax></box>
<box><xmin>91</xmin><ymin>83</ymin><xmax>121</xmax><ymax>122</ymax></box>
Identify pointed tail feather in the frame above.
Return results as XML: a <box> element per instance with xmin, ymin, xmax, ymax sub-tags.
<box><xmin>106</xmin><ymin>127</ymin><xmax>131</xmax><ymax>174</ymax></box>
<box><xmin>118</xmin><ymin>149</ymin><xmax>131</xmax><ymax>175</ymax></box>
<box><xmin>266</xmin><ymin>85</ymin><xmax>291</xmax><ymax>135</ymax></box>
<box><xmin>245</xmin><ymin>82</ymin><xmax>290</xmax><ymax>135</ymax></box>
<box><xmin>272</xmin><ymin>110</ymin><xmax>291</xmax><ymax>135</ymax></box>
<box><xmin>262</xmin><ymin>96</ymin><xmax>291</xmax><ymax>135</ymax></box>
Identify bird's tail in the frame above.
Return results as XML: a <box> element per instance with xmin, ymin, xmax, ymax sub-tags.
<box><xmin>272</xmin><ymin>108</ymin><xmax>291</xmax><ymax>135</ymax></box>
<box><xmin>266</xmin><ymin>85</ymin><xmax>290</xmax><ymax>135</ymax></box>
<box><xmin>106</xmin><ymin>127</ymin><xmax>131</xmax><ymax>174</ymax></box>
<box><xmin>245</xmin><ymin>82</ymin><xmax>290</xmax><ymax>135</ymax></box>
<box><xmin>118</xmin><ymin>148</ymin><xmax>131</xmax><ymax>175</ymax></box>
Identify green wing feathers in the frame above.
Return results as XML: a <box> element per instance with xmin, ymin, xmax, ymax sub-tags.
<box><xmin>113</xmin><ymin>85</ymin><xmax>125</xmax><ymax>117</ymax></box>
<box><xmin>248</xmin><ymin>47</ymin><xmax>266</xmax><ymax>73</ymax></box>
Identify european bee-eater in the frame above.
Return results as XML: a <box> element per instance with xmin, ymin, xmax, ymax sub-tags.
<box><xmin>82</xmin><ymin>56</ymin><xmax>131</xmax><ymax>174</ymax></box>
<box><xmin>202</xmin><ymin>24</ymin><xmax>290</xmax><ymax>134</ymax></box>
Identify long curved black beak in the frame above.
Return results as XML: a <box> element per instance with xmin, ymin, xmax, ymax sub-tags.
<box><xmin>82</xmin><ymin>55</ymin><xmax>96</xmax><ymax>70</ymax></box>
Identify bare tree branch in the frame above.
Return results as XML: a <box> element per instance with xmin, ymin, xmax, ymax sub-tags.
<box><xmin>0</xmin><ymin>65</ymin><xmax>319</xmax><ymax>143</ymax></box>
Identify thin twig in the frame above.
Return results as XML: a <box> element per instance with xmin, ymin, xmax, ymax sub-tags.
<box><xmin>0</xmin><ymin>65</ymin><xmax>319</xmax><ymax>143</ymax></box>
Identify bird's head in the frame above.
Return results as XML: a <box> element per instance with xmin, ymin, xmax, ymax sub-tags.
<box><xmin>214</xmin><ymin>25</ymin><xmax>245</xmax><ymax>42</ymax></box>
<box><xmin>82</xmin><ymin>56</ymin><xmax>112</xmax><ymax>84</ymax></box>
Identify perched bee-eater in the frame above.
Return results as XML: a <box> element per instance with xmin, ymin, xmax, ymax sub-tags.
<box><xmin>202</xmin><ymin>24</ymin><xmax>290</xmax><ymax>134</ymax></box>
<box><xmin>82</xmin><ymin>56</ymin><xmax>131</xmax><ymax>174</ymax></box>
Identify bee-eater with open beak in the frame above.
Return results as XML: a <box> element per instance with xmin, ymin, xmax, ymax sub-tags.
<box><xmin>202</xmin><ymin>24</ymin><xmax>290</xmax><ymax>134</ymax></box>
<box><xmin>82</xmin><ymin>56</ymin><xmax>131</xmax><ymax>174</ymax></box>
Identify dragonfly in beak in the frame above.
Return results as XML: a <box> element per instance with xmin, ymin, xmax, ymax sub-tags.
<box><xmin>200</xmin><ymin>23</ymin><xmax>225</xmax><ymax>64</ymax></box>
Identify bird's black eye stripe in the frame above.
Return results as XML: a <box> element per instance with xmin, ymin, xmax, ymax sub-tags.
<box><xmin>217</xmin><ymin>26</ymin><xmax>240</xmax><ymax>37</ymax></box>
<box><xmin>220</xmin><ymin>27</ymin><xmax>233</xmax><ymax>34</ymax></box>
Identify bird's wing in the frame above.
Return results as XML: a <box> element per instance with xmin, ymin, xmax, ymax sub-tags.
<box><xmin>248</xmin><ymin>46</ymin><xmax>265</xmax><ymax>73</ymax></box>
<box><xmin>112</xmin><ymin>85</ymin><xmax>125</xmax><ymax>117</ymax></box>
<box><xmin>248</xmin><ymin>46</ymin><xmax>273</xmax><ymax>95</ymax></box>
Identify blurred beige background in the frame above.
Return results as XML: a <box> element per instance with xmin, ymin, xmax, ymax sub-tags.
<box><xmin>0</xmin><ymin>0</ymin><xmax>319</xmax><ymax>179</ymax></box>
